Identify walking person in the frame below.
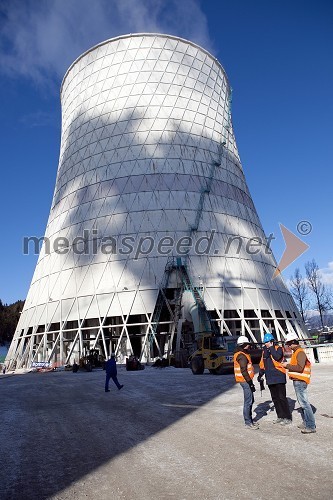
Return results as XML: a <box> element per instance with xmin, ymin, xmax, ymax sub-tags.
<box><xmin>281</xmin><ymin>333</ymin><xmax>316</xmax><ymax>434</ymax></box>
<box><xmin>234</xmin><ymin>336</ymin><xmax>258</xmax><ymax>430</ymax></box>
<box><xmin>258</xmin><ymin>332</ymin><xmax>292</xmax><ymax>425</ymax></box>
<box><xmin>105</xmin><ymin>353</ymin><xmax>124</xmax><ymax>392</ymax></box>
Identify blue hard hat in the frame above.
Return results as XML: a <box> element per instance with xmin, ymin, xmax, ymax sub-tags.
<box><xmin>263</xmin><ymin>333</ymin><xmax>274</xmax><ymax>343</ymax></box>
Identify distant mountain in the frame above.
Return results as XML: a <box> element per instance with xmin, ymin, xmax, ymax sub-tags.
<box><xmin>305</xmin><ymin>313</ymin><xmax>333</xmax><ymax>331</ymax></box>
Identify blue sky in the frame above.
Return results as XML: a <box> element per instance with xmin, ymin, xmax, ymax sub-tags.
<box><xmin>1</xmin><ymin>0</ymin><xmax>332</xmax><ymax>304</ymax></box>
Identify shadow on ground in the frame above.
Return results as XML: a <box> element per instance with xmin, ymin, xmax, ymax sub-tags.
<box><xmin>0</xmin><ymin>367</ymin><xmax>236</xmax><ymax>500</ymax></box>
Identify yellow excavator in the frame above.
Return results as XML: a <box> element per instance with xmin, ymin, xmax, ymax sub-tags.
<box><xmin>189</xmin><ymin>334</ymin><xmax>235</xmax><ymax>375</ymax></box>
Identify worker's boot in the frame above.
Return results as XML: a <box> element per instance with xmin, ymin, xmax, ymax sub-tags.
<box><xmin>245</xmin><ymin>424</ymin><xmax>259</xmax><ymax>430</ymax></box>
<box><xmin>301</xmin><ymin>427</ymin><xmax>316</xmax><ymax>434</ymax></box>
<box><xmin>280</xmin><ymin>419</ymin><xmax>292</xmax><ymax>425</ymax></box>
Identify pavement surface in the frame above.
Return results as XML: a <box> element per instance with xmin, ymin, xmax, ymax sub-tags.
<box><xmin>0</xmin><ymin>364</ymin><xmax>333</xmax><ymax>500</ymax></box>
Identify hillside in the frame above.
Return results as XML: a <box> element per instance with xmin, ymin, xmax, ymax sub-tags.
<box><xmin>0</xmin><ymin>299</ymin><xmax>25</xmax><ymax>345</ymax></box>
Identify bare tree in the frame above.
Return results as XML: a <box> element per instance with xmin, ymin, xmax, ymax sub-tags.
<box><xmin>305</xmin><ymin>259</ymin><xmax>332</xmax><ymax>329</ymax></box>
<box><xmin>290</xmin><ymin>268</ymin><xmax>309</xmax><ymax>323</ymax></box>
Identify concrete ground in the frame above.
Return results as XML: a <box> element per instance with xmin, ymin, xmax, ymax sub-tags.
<box><xmin>0</xmin><ymin>364</ymin><xmax>332</xmax><ymax>500</ymax></box>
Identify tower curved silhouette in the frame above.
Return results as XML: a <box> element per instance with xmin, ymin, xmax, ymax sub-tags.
<box><xmin>6</xmin><ymin>34</ymin><xmax>306</xmax><ymax>369</ymax></box>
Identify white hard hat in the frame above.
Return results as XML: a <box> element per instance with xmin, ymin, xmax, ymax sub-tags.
<box><xmin>237</xmin><ymin>335</ymin><xmax>250</xmax><ymax>345</ymax></box>
<box><xmin>285</xmin><ymin>332</ymin><xmax>299</xmax><ymax>343</ymax></box>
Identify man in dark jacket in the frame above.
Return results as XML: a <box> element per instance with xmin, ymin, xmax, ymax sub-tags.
<box><xmin>258</xmin><ymin>333</ymin><xmax>292</xmax><ymax>425</ymax></box>
<box><xmin>105</xmin><ymin>354</ymin><xmax>124</xmax><ymax>392</ymax></box>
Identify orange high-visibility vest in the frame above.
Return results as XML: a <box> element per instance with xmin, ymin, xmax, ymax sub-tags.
<box><xmin>287</xmin><ymin>347</ymin><xmax>311</xmax><ymax>384</ymax></box>
<box><xmin>259</xmin><ymin>345</ymin><xmax>286</xmax><ymax>374</ymax></box>
<box><xmin>234</xmin><ymin>351</ymin><xmax>254</xmax><ymax>382</ymax></box>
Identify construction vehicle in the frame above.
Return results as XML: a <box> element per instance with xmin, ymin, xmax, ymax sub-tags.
<box><xmin>247</xmin><ymin>343</ymin><xmax>263</xmax><ymax>364</ymax></box>
<box><xmin>79</xmin><ymin>349</ymin><xmax>105</xmax><ymax>372</ymax></box>
<box><xmin>126</xmin><ymin>355</ymin><xmax>145</xmax><ymax>371</ymax></box>
<box><xmin>189</xmin><ymin>334</ymin><xmax>234</xmax><ymax>375</ymax></box>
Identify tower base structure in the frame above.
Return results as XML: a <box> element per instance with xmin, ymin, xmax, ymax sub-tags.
<box><xmin>6</xmin><ymin>257</ymin><xmax>306</xmax><ymax>370</ymax></box>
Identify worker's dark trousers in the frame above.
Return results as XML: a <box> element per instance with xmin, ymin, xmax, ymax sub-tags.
<box><xmin>268</xmin><ymin>383</ymin><xmax>292</xmax><ymax>419</ymax></box>
<box><xmin>105</xmin><ymin>373</ymin><xmax>122</xmax><ymax>391</ymax></box>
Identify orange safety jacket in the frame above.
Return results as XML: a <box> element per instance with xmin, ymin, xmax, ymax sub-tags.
<box><xmin>259</xmin><ymin>345</ymin><xmax>286</xmax><ymax>374</ymax></box>
<box><xmin>287</xmin><ymin>347</ymin><xmax>311</xmax><ymax>384</ymax></box>
<box><xmin>234</xmin><ymin>351</ymin><xmax>254</xmax><ymax>382</ymax></box>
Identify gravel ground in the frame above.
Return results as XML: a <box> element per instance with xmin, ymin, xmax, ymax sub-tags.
<box><xmin>0</xmin><ymin>363</ymin><xmax>332</xmax><ymax>500</ymax></box>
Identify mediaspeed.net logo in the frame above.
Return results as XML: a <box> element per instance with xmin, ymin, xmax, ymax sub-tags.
<box><xmin>22</xmin><ymin>220</ymin><xmax>311</xmax><ymax>274</ymax></box>
<box><xmin>273</xmin><ymin>221</ymin><xmax>311</xmax><ymax>278</ymax></box>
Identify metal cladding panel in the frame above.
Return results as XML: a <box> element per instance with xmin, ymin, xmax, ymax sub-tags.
<box><xmin>242</xmin><ymin>288</ymin><xmax>259</xmax><ymax>310</ymax></box>
<box><xmin>77</xmin><ymin>295</ymin><xmax>96</xmax><ymax>319</ymax></box>
<box><xmin>35</xmin><ymin>303</ymin><xmax>47</xmax><ymax>326</ymax></box>
<box><xmin>224</xmin><ymin>288</ymin><xmax>242</xmax><ymax>310</ymax></box>
<box><xmin>61</xmin><ymin>298</ymin><xmax>76</xmax><ymax>322</ymax></box>
<box><xmin>46</xmin><ymin>301</ymin><xmax>60</xmax><ymax>324</ymax></box>
<box><xmin>257</xmin><ymin>289</ymin><xmax>273</xmax><ymax>311</ymax></box>
<box><xmin>8</xmin><ymin>34</ymin><xmax>305</xmax><ymax>368</ymax></box>
<box><xmin>202</xmin><ymin>288</ymin><xmax>223</xmax><ymax>311</ymax></box>
<box><xmin>96</xmin><ymin>293</ymin><xmax>115</xmax><ymax>318</ymax></box>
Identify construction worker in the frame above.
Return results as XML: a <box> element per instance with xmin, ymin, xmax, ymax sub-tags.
<box><xmin>105</xmin><ymin>353</ymin><xmax>124</xmax><ymax>392</ymax></box>
<box><xmin>258</xmin><ymin>332</ymin><xmax>292</xmax><ymax>425</ymax></box>
<box><xmin>234</xmin><ymin>335</ymin><xmax>258</xmax><ymax>430</ymax></box>
<box><xmin>281</xmin><ymin>332</ymin><xmax>316</xmax><ymax>434</ymax></box>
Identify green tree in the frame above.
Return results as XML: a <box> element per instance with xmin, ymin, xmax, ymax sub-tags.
<box><xmin>0</xmin><ymin>299</ymin><xmax>25</xmax><ymax>344</ymax></box>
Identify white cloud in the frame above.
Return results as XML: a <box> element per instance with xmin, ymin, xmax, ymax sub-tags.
<box><xmin>0</xmin><ymin>0</ymin><xmax>212</xmax><ymax>87</ymax></box>
<box><xmin>319</xmin><ymin>261</ymin><xmax>333</xmax><ymax>285</ymax></box>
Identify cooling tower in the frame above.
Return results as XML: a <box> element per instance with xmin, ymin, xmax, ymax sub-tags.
<box><xmin>6</xmin><ymin>34</ymin><xmax>306</xmax><ymax>370</ymax></box>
